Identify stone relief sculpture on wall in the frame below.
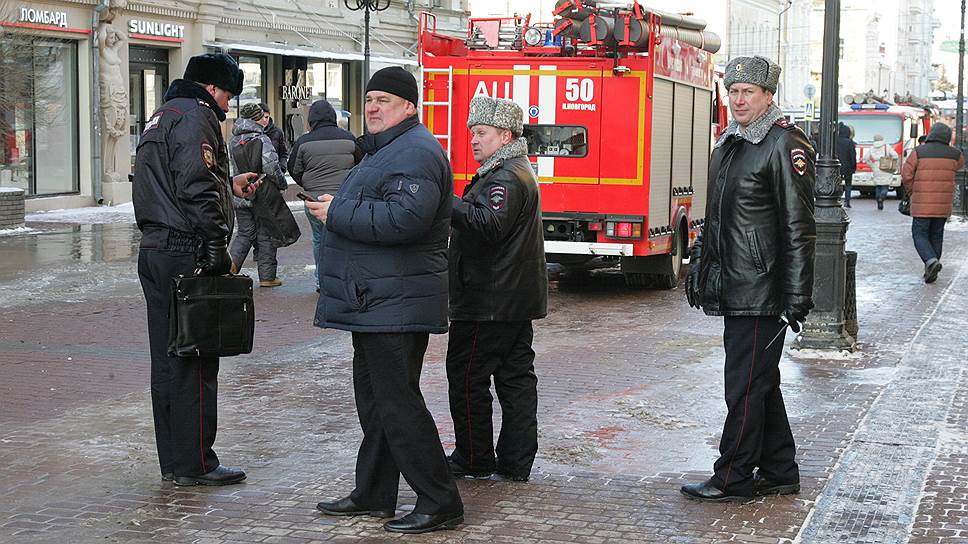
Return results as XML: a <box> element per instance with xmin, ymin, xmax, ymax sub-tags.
<box><xmin>98</xmin><ymin>0</ymin><xmax>128</xmax><ymax>184</ymax></box>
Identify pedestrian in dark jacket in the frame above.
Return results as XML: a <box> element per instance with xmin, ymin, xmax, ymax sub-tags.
<box><xmin>288</xmin><ymin>99</ymin><xmax>360</xmax><ymax>291</ymax></box>
<box><xmin>901</xmin><ymin>122</ymin><xmax>965</xmax><ymax>283</ymax></box>
<box><xmin>682</xmin><ymin>55</ymin><xmax>816</xmax><ymax>502</ymax></box>
<box><xmin>307</xmin><ymin>67</ymin><xmax>464</xmax><ymax>534</ymax></box>
<box><xmin>445</xmin><ymin>96</ymin><xmax>547</xmax><ymax>483</ymax></box>
<box><xmin>836</xmin><ymin>122</ymin><xmax>857</xmax><ymax>207</ymax></box>
<box><xmin>228</xmin><ymin>103</ymin><xmax>287</xmax><ymax>287</ymax></box>
<box><xmin>259</xmin><ymin>103</ymin><xmax>289</xmax><ymax>171</ymax></box>
<box><xmin>132</xmin><ymin>53</ymin><xmax>261</xmax><ymax>487</ymax></box>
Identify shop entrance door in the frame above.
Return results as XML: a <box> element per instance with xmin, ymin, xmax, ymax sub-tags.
<box><xmin>129</xmin><ymin>47</ymin><xmax>169</xmax><ymax>172</ymax></box>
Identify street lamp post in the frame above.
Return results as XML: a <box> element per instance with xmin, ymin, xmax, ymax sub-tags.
<box><xmin>344</xmin><ymin>0</ymin><xmax>391</xmax><ymax>133</ymax></box>
<box><xmin>795</xmin><ymin>0</ymin><xmax>856</xmax><ymax>351</ymax></box>
<box><xmin>955</xmin><ymin>0</ymin><xmax>966</xmax><ymax>215</ymax></box>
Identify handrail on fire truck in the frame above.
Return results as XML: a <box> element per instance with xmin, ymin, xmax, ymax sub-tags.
<box><xmin>420</xmin><ymin>66</ymin><xmax>453</xmax><ymax>158</ymax></box>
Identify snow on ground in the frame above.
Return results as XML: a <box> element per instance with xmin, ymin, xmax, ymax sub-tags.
<box><xmin>0</xmin><ymin>226</ymin><xmax>34</xmax><ymax>236</ymax></box>
<box><xmin>26</xmin><ymin>202</ymin><xmax>136</xmax><ymax>224</ymax></box>
<box><xmin>946</xmin><ymin>215</ymin><xmax>968</xmax><ymax>231</ymax></box>
<box><xmin>0</xmin><ymin>187</ymin><xmax>25</xmax><ymax>193</ymax></box>
<box><xmin>788</xmin><ymin>347</ymin><xmax>864</xmax><ymax>360</ymax></box>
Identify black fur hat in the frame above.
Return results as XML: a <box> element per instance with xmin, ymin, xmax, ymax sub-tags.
<box><xmin>184</xmin><ymin>53</ymin><xmax>243</xmax><ymax>96</ymax></box>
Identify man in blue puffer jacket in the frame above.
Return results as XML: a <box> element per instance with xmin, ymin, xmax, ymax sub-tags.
<box><xmin>306</xmin><ymin>67</ymin><xmax>463</xmax><ymax>535</ymax></box>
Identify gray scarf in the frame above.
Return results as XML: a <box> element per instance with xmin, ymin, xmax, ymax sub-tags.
<box><xmin>477</xmin><ymin>137</ymin><xmax>529</xmax><ymax>176</ymax></box>
<box><xmin>715</xmin><ymin>103</ymin><xmax>784</xmax><ymax>148</ymax></box>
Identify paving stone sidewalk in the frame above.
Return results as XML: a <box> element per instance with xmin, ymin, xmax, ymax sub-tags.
<box><xmin>0</xmin><ymin>202</ymin><xmax>966</xmax><ymax>543</ymax></box>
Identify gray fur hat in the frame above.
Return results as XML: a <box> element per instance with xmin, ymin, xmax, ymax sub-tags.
<box><xmin>467</xmin><ymin>95</ymin><xmax>524</xmax><ymax>137</ymax></box>
<box><xmin>724</xmin><ymin>55</ymin><xmax>781</xmax><ymax>94</ymax></box>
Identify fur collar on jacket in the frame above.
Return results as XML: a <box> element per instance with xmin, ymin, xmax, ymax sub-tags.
<box><xmin>477</xmin><ymin>137</ymin><xmax>529</xmax><ymax>176</ymax></box>
<box><xmin>715</xmin><ymin>103</ymin><xmax>784</xmax><ymax>148</ymax></box>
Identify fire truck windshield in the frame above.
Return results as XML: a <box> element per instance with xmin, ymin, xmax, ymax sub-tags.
<box><xmin>841</xmin><ymin>116</ymin><xmax>902</xmax><ymax>144</ymax></box>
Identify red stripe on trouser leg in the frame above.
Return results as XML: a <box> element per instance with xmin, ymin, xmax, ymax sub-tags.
<box><xmin>464</xmin><ymin>323</ymin><xmax>480</xmax><ymax>466</ymax></box>
<box><xmin>722</xmin><ymin>317</ymin><xmax>758</xmax><ymax>489</ymax></box>
<box><xmin>199</xmin><ymin>365</ymin><xmax>206</xmax><ymax>474</ymax></box>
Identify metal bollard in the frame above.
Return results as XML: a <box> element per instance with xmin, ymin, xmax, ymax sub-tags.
<box><xmin>844</xmin><ymin>250</ymin><xmax>858</xmax><ymax>341</ymax></box>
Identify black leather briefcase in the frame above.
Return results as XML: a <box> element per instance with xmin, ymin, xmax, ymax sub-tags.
<box><xmin>168</xmin><ymin>274</ymin><xmax>255</xmax><ymax>357</ymax></box>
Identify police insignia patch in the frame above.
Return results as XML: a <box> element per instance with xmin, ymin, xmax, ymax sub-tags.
<box><xmin>488</xmin><ymin>185</ymin><xmax>507</xmax><ymax>211</ymax></box>
<box><xmin>409</xmin><ymin>183</ymin><xmax>419</xmax><ymax>194</ymax></box>
<box><xmin>142</xmin><ymin>113</ymin><xmax>161</xmax><ymax>134</ymax></box>
<box><xmin>201</xmin><ymin>143</ymin><xmax>215</xmax><ymax>170</ymax></box>
<box><xmin>791</xmin><ymin>148</ymin><xmax>807</xmax><ymax>176</ymax></box>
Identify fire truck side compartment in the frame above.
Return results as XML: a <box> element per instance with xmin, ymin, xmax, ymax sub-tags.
<box><xmin>649</xmin><ymin>78</ymin><xmax>674</xmax><ymax>231</ymax></box>
<box><xmin>691</xmin><ymin>89</ymin><xmax>712</xmax><ymax>223</ymax></box>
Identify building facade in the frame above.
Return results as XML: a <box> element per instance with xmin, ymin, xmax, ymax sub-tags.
<box><xmin>1</xmin><ymin>0</ymin><xmax>468</xmax><ymax>211</ymax></box>
<box><xmin>894</xmin><ymin>0</ymin><xmax>938</xmax><ymax>100</ymax></box>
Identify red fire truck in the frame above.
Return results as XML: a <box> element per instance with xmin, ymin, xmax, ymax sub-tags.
<box><xmin>840</xmin><ymin>103</ymin><xmax>933</xmax><ymax>196</ymax></box>
<box><xmin>418</xmin><ymin>1</ymin><xmax>725</xmax><ymax>287</ymax></box>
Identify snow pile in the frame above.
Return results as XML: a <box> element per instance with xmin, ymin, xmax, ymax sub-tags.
<box><xmin>0</xmin><ymin>226</ymin><xmax>34</xmax><ymax>236</ymax></box>
<box><xmin>26</xmin><ymin>202</ymin><xmax>135</xmax><ymax>224</ymax></box>
<box><xmin>0</xmin><ymin>187</ymin><xmax>25</xmax><ymax>193</ymax></box>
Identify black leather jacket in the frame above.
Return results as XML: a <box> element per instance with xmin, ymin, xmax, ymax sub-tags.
<box><xmin>133</xmin><ymin>79</ymin><xmax>233</xmax><ymax>249</ymax></box>
<box><xmin>450</xmin><ymin>155</ymin><xmax>548</xmax><ymax>321</ymax></box>
<box><xmin>698</xmin><ymin>120</ymin><xmax>816</xmax><ymax>316</ymax></box>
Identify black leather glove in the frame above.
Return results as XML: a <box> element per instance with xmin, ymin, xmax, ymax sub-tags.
<box><xmin>196</xmin><ymin>237</ymin><xmax>232</xmax><ymax>276</ymax></box>
<box><xmin>685</xmin><ymin>238</ymin><xmax>703</xmax><ymax>309</ymax></box>
<box><xmin>782</xmin><ymin>294</ymin><xmax>814</xmax><ymax>333</ymax></box>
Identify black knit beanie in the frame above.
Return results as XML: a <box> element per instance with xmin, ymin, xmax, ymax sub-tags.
<box><xmin>365</xmin><ymin>67</ymin><xmax>418</xmax><ymax>106</ymax></box>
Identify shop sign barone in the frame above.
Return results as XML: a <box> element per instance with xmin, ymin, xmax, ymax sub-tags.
<box><xmin>19</xmin><ymin>6</ymin><xmax>68</xmax><ymax>28</ymax></box>
<box><xmin>280</xmin><ymin>85</ymin><xmax>313</xmax><ymax>100</ymax></box>
<box><xmin>128</xmin><ymin>19</ymin><xmax>185</xmax><ymax>41</ymax></box>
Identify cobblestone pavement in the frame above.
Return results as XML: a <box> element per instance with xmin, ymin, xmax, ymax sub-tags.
<box><xmin>0</xmin><ymin>197</ymin><xmax>966</xmax><ymax>543</ymax></box>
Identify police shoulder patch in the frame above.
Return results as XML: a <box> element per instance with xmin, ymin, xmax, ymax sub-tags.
<box><xmin>790</xmin><ymin>148</ymin><xmax>807</xmax><ymax>176</ymax></box>
<box><xmin>142</xmin><ymin>113</ymin><xmax>162</xmax><ymax>135</ymax></box>
<box><xmin>488</xmin><ymin>184</ymin><xmax>507</xmax><ymax>211</ymax></box>
<box><xmin>201</xmin><ymin>143</ymin><xmax>215</xmax><ymax>169</ymax></box>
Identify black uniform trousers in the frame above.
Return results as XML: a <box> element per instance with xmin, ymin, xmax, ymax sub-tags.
<box><xmin>711</xmin><ymin>316</ymin><xmax>799</xmax><ymax>495</ymax></box>
<box><xmin>445</xmin><ymin>320</ymin><xmax>538</xmax><ymax>477</ymax></box>
<box><xmin>348</xmin><ymin>332</ymin><xmax>462</xmax><ymax>515</ymax></box>
<box><xmin>138</xmin><ymin>248</ymin><xmax>221</xmax><ymax>478</ymax></box>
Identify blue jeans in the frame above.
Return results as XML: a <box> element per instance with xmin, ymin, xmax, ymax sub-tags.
<box><xmin>912</xmin><ymin>217</ymin><xmax>946</xmax><ymax>263</ymax></box>
<box><xmin>304</xmin><ymin>206</ymin><xmax>326</xmax><ymax>288</ymax></box>
<box><xmin>875</xmin><ymin>184</ymin><xmax>890</xmax><ymax>202</ymax></box>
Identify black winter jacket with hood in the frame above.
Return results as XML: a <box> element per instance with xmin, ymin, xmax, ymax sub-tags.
<box><xmin>836</xmin><ymin>123</ymin><xmax>857</xmax><ymax>176</ymax></box>
<box><xmin>287</xmin><ymin>100</ymin><xmax>360</xmax><ymax>198</ymax></box>
<box><xmin>133</xmin><ymin>79</ymin><xmax>234</xmax><ymax>248</ymax></box>
<box><xmin>697</xmin><ymin>105</ymin><xmax>817</xmax><ymax>316</ymax></box>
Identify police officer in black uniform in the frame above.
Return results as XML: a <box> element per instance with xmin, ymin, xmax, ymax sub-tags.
<box><xmin>446</xmin><ymin>95</ymin><xmax>547</xmax><ymax>482</ymax></box>
<box><xmin>681</xmin><ymin>56</ymin><xmax>816</xmax><ymax>501</ymax></box>
<box><xmin>133</xmin><ymin>53</ymin><xmax>261</xmax><ymax>486</ymax></box>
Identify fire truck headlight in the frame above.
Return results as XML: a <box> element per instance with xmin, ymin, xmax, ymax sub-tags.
<box><xmin>524</xmin><ymin>28</ymin><xmax>543</xmax><ymax>47</ymax></box>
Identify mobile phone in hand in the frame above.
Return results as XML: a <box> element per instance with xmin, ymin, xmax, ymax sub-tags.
<box><xmin>296</xmin><ymin>192</ymin><xmax>316</xmax><ymax>202</ymax></box>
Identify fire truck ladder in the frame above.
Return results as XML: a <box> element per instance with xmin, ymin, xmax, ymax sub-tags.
<box><xmin>421</xmin><ymin>66</ymin><xmax>454</xmax><ymax>158</ymax></box>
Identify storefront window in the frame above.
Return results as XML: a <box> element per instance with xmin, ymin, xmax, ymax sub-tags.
<box><xmin>306</xmin><ymin>60</ymin><xmax>347</xmax><ymax>111</ymax></box>
<box><xmin>231</xmin><ymin>55</ymin><xmax>265</xmax><ymax>118</ymax></box>
<box><xmin>0</xmin><ymin>37</ymin><xmax>78</xmax><ymax>196</ymax></box>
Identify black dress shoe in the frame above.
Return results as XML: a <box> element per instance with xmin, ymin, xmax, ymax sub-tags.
<box><xmin>161</xmin><ymin>472</ymin><xmax>174</xmax><ymax>482</ymax></box>
<box><xmin>493</xmin><ymin>470</ymin><xmax>529</xmax><ymax>482</ymax></box>
<box><xmin>752</xmin><ymin>475</ymin><xmax>800</xmax><ymax>496</ymax></box>
<box><xmin>173</xmin><ymin>465</ymin><xmax>246</xmax><ymax>486</ymax></box>
<box><xmin>448</xmin><ymin>456</ymin><xmax>493</xmax><ymax>480</ymax></box>
<box><xmin>383</xmin><ymin>511</ymin><xmax>464</xmax><ymax>534</ymax></box>
<box><xmin>316</xmin><ymin>496</ymin><xmax>395</xmax><ymax>518</ymax></box>
<box><xmin>680</xmin><ymin>479</ymin><xmax>751</xmax><ymax>502</ymax></box>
